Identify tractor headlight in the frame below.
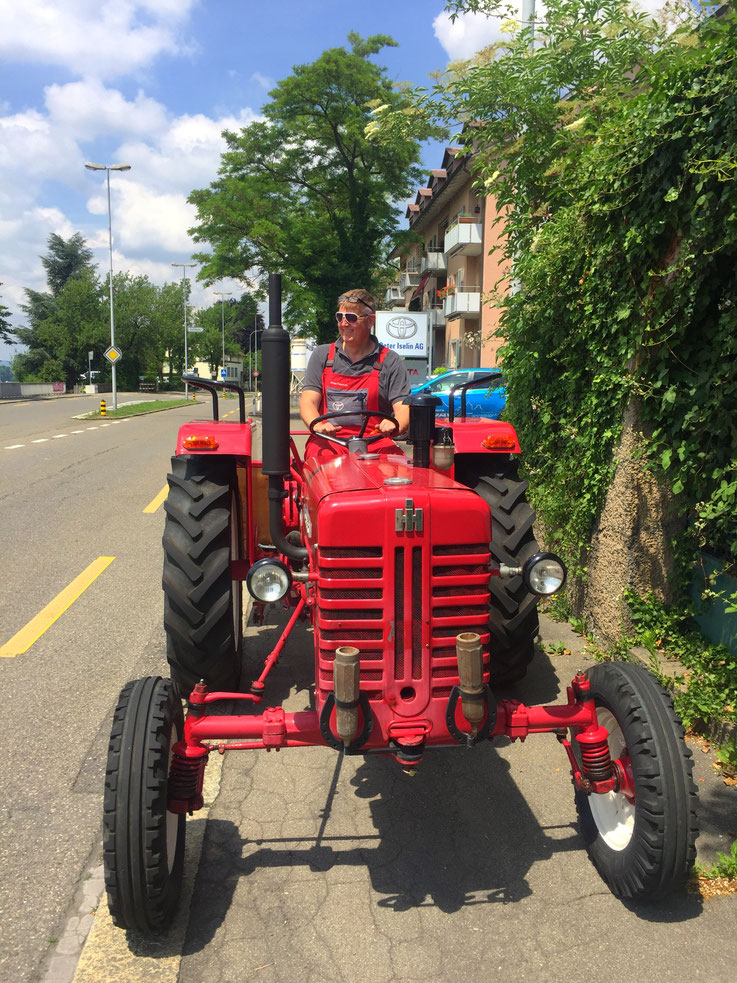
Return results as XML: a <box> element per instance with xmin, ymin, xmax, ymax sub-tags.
<box><xmin>523</xmin><ymin>552</ymin><xmax>567</xmax><ymax>596</ymax></box>
<box><xmin>246</xmin><ymin>558</ymin><xmax>292</xmax><ymax>602</ymax></box>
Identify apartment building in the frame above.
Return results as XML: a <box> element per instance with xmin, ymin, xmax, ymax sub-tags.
<box><xmin>385</xmin><ymin>147</ymin><xmax>508</xmax><ymax>371</ymax></box>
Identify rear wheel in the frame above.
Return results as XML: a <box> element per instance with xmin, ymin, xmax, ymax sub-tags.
<box><xmin>464</xmin><ymin>463</ymin><xmax>540</xmax><ymax>685</ymax></box>
<box><xmin>575</xmin><ymin>662</ymin><xmax>698</xmax><ymax>900</ymax></box>
<box><xmin>162</xmin><ymin>456</ymin><xmax>242</xmax><ymax>694</ymax></box>
<box><xmin>103</xmin><ymin>677</ymin><xmax>185</xmax><ymax>933</ymax></box>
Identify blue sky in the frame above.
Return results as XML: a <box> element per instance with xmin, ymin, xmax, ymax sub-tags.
<box><xmin>0</xmin><ymin>0</ymin><xmax>662</xmax><ymax>361</ymax></box>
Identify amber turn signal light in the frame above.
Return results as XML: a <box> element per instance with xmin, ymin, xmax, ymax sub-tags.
<box><xmin>481</xmin><ymin>433</ymin><xmax>516</xmax><ymax>450</ymax></box>
<box><xmin>183</xmin><ymin>434</ymin><xmax>219</xmax><ymax>450</ymax></box>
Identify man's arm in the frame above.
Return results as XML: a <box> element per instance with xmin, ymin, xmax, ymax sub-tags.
<box><xmin>299</xmin><ymin>389</ymin><xmax>339</xmax><ymax>434</ymax></box>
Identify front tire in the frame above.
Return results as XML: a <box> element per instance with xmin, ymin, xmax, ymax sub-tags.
<box><xmin>466</xmin><ymin>467</ymin><xmax>541</xmax><ymax>685</ymax></box>
<box><xmin>162</xmin><ymin>456</ymin><xmax>242</xmax><ymax>694</ymax></box>
<box><xmin>103</xmin><ymin>677</ymin><xmax>185</xmax><ymax>933</ymax></box>
<box><xmin>575</xmin><ymin>662</ymin><xmax>698</xmax><ymax>900</ymax></box>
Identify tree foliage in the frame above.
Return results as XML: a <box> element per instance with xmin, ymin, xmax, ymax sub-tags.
<box><xmin>41</xmin><ymin>232</ymin><xmax>95</xmax><ymax>298</ymax></box>
<box><xmin>372</xmin><ymin>0</ymin><xmax>737</xmax><ymax>582</ymax></box>
<box><xmin>192</xmin><ymin>294</ymin><xmax>261</xmax><ymax>376</ymax></box>
<box><xmin>189</xmin><ymin>34</ymin><xmax>436</xmax><ymax>343</ymax></box>
<box><xmin>0</xmin><ymin>285</ymin><xmax>13</xmax><ymax>345</ymax></box>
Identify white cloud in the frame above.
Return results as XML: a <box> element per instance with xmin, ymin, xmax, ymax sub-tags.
<box><xmin>0</xmin><ymin>70</ymin><xmax>263</xmax><ymax>356</ymax></box>
<box><xmin>0</xmin><ymin>0</ymin><xmax>197</xmax><ymax>78</ymax></box>
<box><xmin>45</xmin><ymin>78</ymin><xmax>168</xmax><ymax>141</ymax></box>
<box><xmin>433</xmin><ymin>9</ymin><xmax>505</xmax><ymax>61</ymax></box>
<box><xmin>250</xmin><ymin>72</ymin><xmax>275</xmax><ymax>91</ymax></box>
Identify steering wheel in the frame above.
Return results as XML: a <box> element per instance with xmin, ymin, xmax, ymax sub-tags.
<box><xmin>308</xmin><ymin>410</ymin><xmax>398</xmax><ymax>449</ymax></box>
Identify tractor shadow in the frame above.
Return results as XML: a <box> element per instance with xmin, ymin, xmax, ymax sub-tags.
<box><xmin>179</xmin><ymin>625</ymin><xmax>702</xmax><ymax>956</ymax></box>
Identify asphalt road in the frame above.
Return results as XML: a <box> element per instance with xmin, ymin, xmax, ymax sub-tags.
<box><xmin>0</xmin><ymin>393</ymin><xmax>228</xmax><ymax>983</ymax></box>
<box><xmin>1</xmin><ymin>395</ymin><xmax>734</xmax><ymax>983</ymax></box>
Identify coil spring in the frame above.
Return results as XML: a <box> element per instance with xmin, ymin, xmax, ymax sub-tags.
<box><xmin>577</xmin><ymin>726</ymin><xmax>614</xmax><ymax>783</ymax></box>
<box><xmin>168</xmin><ymin>749</ymin><xmax>205</xmax><ymax>804</ymax></box>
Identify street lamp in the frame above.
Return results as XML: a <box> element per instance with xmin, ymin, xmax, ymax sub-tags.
<box><xmin>84</xmin><ymin>161</ymin><xmax>131</xmax><ymax>411</ymax></box>
<box><xmin>214</xmin><ymin>290</ymin><xmax>232</xmax><ymax>383</ymax></box>
<box><xmin>249</xmin><ymin>319</ymin><xmax>261</xmax><ymax>396</ymax></box>
<box><xmin>172</xmin><ymin>262</ymin><xmax>197</xmax><ymax>398</ymax></box>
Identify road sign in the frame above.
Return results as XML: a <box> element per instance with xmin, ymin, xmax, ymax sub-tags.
<box><xmin>104</xmin><ymin>345</ymin><xmax>123</xmax><ymax>365</ymax></box>
<box><xmin>221</xmin><ymin>369</ymin><xmax>227</xmax><ymax>378</ymax></box>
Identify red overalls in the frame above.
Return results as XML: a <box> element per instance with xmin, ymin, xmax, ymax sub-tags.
<box><xmin>304</xmin><ymin>342</ymin><xmax>400</xmax><ymax>462</ymax></box>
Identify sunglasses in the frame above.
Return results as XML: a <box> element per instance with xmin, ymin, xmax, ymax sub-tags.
<box><xmin>335</xmin><ymin>311</ymin><xmax>372</xmax><ymax>323</ymax></box>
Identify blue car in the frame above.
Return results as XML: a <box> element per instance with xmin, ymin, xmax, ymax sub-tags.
<box><xmin>411</xmin><ymin>368</ymin><xmax>506</xmax><ymax>419</ymax></box>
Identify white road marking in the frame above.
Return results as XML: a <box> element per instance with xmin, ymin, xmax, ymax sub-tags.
<box><xmin>31</xmin><ymin>438</ymin><xmax>48</xmax><ymax>443</ymax></box>
<box><xmin>53</xmin><ymin>434</ymin><xmax>68</xmax><ymax>439</ymax></box>
<box><xmin>85</xmin><ymin>427</ymin><xmax>98</xmax><ymax>430</ymax></box>
<box><xmin>100</xmin><ymin>423</ymin><xmax>110</xmax><ymax>428</ymax></box>
<box><xmin>71</xmin><ymin>429</ymin><xmax>84</xmax><ymax>434</ymax></box>
<box><xmin>5</xmin><ymin>444</ymin><xmax>25</xmax><ymax>449</ymax></box>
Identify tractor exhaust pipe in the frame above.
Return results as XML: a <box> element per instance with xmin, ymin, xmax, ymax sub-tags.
<box><xmin>333</xmin><ymin>646</ymin><xmax>360</xmax><ymax>745</ymax></box>
<box><xmin>261</xmin><ymin>274</ymin><xmax>307</xmax><ymax>561</ymax></box>
<box><xmin>455</xmin><ymin>632</ymin><xmax>484</xmax><ymax>735</ymax></box>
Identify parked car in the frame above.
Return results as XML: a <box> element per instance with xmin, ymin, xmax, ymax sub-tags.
<box><xmin>411</xmin><ymin>368</ymin><xmax>506</xmax><ymax>419</ymax></box>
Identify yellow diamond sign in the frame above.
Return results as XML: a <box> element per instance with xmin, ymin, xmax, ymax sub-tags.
<box><xmin>104</xmin><ymin>345</ymin><xmax>123</xmax><ymax>365</ymax></box>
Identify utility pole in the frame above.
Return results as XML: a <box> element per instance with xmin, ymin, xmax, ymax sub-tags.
<box><xmin>172</xmin><ymin>263</ymin><xmax>197</xmax><ymax>397</ymax></box>
<box><xmin>214</xmin><ymin>291</ymin><xmax>232</xmax><ymax>381</ymax></box>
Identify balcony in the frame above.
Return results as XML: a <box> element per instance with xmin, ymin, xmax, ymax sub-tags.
<box><xmin>420</xmin><ymin>249</ymin><xmax>446</xmax><ymax>275</ymax></box>
<box><xmin>443</xmin><ymin>217</ymin><xmax>482</xmax><ymax>259</ymax></box>
<box><xmin>384</xmin><ymin>285</ymin><xmax>404</xmax><ymax>307</ymax></box>
<box><xmin>442</xmin><ymin>287</ymin><xmax>481</xmax><ymax>319</ymax></box>
<box><xmin>399</xmin><ymin>270</ymin><xmax>421</xmax><ymax>293</ymax></box>
<box><xmin>428</xmin><ymin>307</ymin><xmax>445</xmax><ymax>327</ymax></box>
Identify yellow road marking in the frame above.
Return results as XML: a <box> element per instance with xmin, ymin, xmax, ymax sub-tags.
<box><xmin>143</xmin><ymin>484</ymin><xmax>169</xmax><ymax>514</ymax></box>
<box><xmin>0</xmin><ymin>556</ymin><xmax>115</xmax><ymax>658</ymax></box>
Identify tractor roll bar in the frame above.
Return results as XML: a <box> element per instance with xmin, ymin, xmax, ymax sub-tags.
<box><xmin>181</xmin><ymin>375</ymin><xmax>247</xmax><ymax>423</ymax></box>
<box><xmin>448</xmin><ymin>372</ymin><xmax>503</xmax><ymax>423</ymax></box>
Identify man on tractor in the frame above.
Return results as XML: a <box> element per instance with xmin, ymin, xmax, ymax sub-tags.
<box><xmin>299</xmin><ymin>288</ymin><xmax>410</xmax><ymax>462</ymax></box>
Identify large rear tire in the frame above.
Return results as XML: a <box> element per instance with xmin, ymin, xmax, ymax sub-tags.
<box><xmin>162</xmin><ymin>455</ymin><xmax>242</xmax><ymax>694</ymax></box>
<box><xmin>575</xmin><ymin>662</ymin><xmax>698</xmax><ymax>900</ymax></box>
<box><xmin>103</xmin><ymin>677</ymin><xmax>185</xmax><ymax>933</ymax></box>
<box><xmin>466</xmin><ymin>466</ymin><xmax>541</xmax><ymax>685</ymax></box>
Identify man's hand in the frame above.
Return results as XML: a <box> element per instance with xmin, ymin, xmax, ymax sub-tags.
<box><xmin>377</xmin><ymin>418</ymin><xmax>399</xmax><ymax>434</ymax></box>
<box><xmin>312</xmin><ymin>419</ymin><xmax>340</xmax><ymax>435</ymax></box>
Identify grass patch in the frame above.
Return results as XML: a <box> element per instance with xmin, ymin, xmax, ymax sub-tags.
<box><xmin>85</xmin><ymin>398</ymin><xmax>195</xmax><ymax>419</ymax></box>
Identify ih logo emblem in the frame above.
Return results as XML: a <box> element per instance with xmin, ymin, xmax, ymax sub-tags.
<box><xmin>395</xmin><ymin>498</ymin><xmax>424</xmax><ymax>533</ymax></box>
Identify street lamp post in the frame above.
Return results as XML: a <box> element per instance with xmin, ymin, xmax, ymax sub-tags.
<box><xmin>249</xmin><ymin>320</ymin><xmax>261</xmax><ymax>396</ymax></box>
<box><xmin>214</xmin><ymin>290</ymin><xmax>232</xmax><ymax>382</ymax></box>
<box><xmin>172</xmin><ymin>263</ymin><xmax>197</xmax><ymax>397</ymax></box>
<box><xmin>84</xmin><ymin>161</ymin><xmax>131</xmax><ymax>411</ymax></box>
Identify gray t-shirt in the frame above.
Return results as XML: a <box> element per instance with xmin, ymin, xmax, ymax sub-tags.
<box><xmin>301</xmin><ymin>336</ymin><xmax>410</xmax><ymax>415</ymax></box>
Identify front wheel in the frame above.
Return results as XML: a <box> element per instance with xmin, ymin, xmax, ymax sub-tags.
<box><xmin>103</xmin><ymin>677</ymin><xmax>185</xmax><ymax>933</ymax></box>
<box><xmin>575</xmin><ymin>662</ymin><xmax>698</xmax><ymax>900</ymax></box>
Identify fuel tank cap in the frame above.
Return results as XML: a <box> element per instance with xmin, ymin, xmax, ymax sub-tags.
<box><xmin>384</xmin><ymin>477</ymin><xmax>411</xmax><ymax>485</ymax></box>
<box><xmin>358</xmin><ymin>453</ymin><xmax>379</xmax><ymax>460</ymax></box>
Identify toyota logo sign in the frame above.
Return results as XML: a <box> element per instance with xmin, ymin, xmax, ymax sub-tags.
<box><xmin>386</xmin><ymin>315</ymin><xmax>418</xmax><ymax>340</ymax></box>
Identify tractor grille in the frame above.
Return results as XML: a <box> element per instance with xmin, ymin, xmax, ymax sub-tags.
<box><xmin>429</xmin><ymin>543</ymin><xmax>491</xmax><ymax>697</ymax></box>
<box><xmin>316</xmin><ymin>539</ymin><xmax>490</xmax><ymax>702</ymax></box>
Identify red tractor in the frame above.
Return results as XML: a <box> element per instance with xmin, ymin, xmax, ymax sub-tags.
<box><xmin>103</xmin><ymin>276</ymin><xmax>697</xmax><ymax>936</ymax></box>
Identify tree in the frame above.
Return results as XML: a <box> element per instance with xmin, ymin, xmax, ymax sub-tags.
<box><xmin>189</xmin><ymin>34</ymin><xmax>437</xmax><ymax>343</ymax></box>
<box><xmin>0</xmin><ymin>285</ymin><xmax>13</xmax><ymax>345</ymax></box>
<box><xmin>41</xmin><ymin>233</ymin><xmax>95</xmax><ymax>298</ymax></box>
<box><xmin>15</xmin><ymin>233</ymin><xmax>100</xmax><ymax>382</ymax></box>
<box><xmin>107</xmin><ymin>273</ymin><xmax>161</xmax><ymax>389</ymax></box>
<box><xmin>373</xmin><ymin>1</ymin><xmax>737</xmax><ymax>589</ymax></box>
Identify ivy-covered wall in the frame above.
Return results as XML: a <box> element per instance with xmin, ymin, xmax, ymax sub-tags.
<box><xmin>373</xmin><ymin>1</ymin><xmax>737</xmax><ymax>638</ymax></box>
